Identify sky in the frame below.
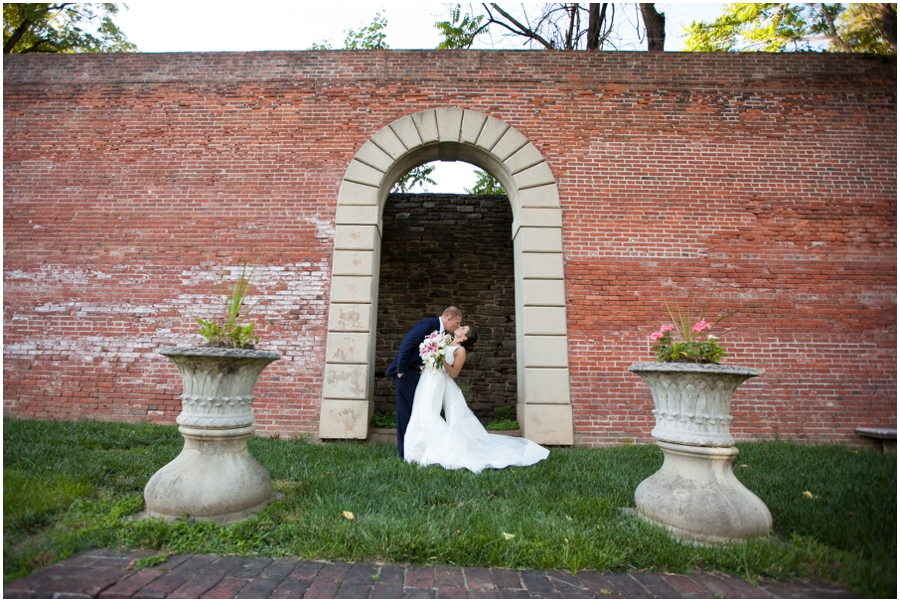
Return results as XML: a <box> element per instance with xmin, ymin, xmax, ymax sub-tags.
<box><xmin>114</xmin><ymin>2</ymin><xmax>727</xmax><ymax>192</ymax></box>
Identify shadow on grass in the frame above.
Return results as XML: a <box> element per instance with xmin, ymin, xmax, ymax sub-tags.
<box><xmin>3</xmin><ymin>418</ymin><xmax>896</xmax><ymax>597</ymax></box>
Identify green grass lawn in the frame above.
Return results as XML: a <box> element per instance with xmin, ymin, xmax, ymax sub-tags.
<box><xmin>3</xmin><ymin>418</ymin><xmax>896</xmax><ymax>597</ymax></box>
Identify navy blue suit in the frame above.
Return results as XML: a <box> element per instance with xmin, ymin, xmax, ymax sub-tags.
<box><xmin>386</xmin><ymin>316</ymin><xmax>441</xmax><ymax>458</ymax></box>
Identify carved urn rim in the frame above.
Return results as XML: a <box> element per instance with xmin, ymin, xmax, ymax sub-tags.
<box><xmin>160</xmin><ymin>346</ymin><xmax>281</xmax><ymax>361</ymax></box>
<box><xmin>629</xmin><ymin>362</ymin><xmax>758</xmax><ymax>378</ymax></box>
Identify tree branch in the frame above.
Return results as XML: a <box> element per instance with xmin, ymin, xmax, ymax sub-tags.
<box><xmin>565</xmin><ymin>4</ymin><xmax>577</xmax><ymax>50</ymax></box>
<box><xmin>878</xmin><ymin>3</ymin><xmax>897</xmax><ymax>51</ymax></box>
<box><xmin>4</xmin><ymin>19</ymin><xmax>35</xmax><ymax>54</ymax></box>
<box><xmin>485</xmin><ymin>3</ymin><xmax>556</xmax><ymax>49</ymax></box>
<box><xmin>820</xmin><ymin>3</ymin><xmax>851</xmax><ymax>52</ymax></box>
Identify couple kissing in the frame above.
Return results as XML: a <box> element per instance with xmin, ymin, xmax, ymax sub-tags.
<box><xmin>386</xmin><ymin>306</ymin><xmax>549</xmax><ymax>474</ymax></box>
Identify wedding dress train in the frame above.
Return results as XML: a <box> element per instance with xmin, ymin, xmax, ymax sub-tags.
<box><xmin>404</xmin><ymin>346</ymin><xmax>549</xmax><ymax>473</ymax></box>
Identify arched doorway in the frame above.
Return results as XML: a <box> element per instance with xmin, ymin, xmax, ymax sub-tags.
<box><xmin>319</xmin><ymin>108</ymin><xmax>573</xmax><ymax>445</ymax></box>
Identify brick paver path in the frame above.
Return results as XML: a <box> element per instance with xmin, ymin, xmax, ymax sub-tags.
<box><xmin>4</xmin><ymin>548</ymin><xmax>854</xmax><ymax>599</ymax></box>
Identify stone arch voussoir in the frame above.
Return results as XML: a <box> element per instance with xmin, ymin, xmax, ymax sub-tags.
<box><xmin>320</xmin><ymin>108</ymin><xmax>573</xmax><ymax>445</ymax></box>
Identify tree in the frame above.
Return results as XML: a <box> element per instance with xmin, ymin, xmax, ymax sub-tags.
<box><xmin>840</xmin><ymin>3</ymin><xmax>896</xmax><ymax>55</ymax></box>
<box><xmin>465</xmin><ymin>170</ymin><xmax>505</xmax><ymax>195</ymax></box>
<box><xmin>3</xmin><ymin>3</ymin><xmax>136</xmax><ymax>54</ymax></box>
<box><xmin>342</xmin><ymin>11</ymin><xmax>389</xmax><ymax>50</ymax></box>
<box><xmin>684</xmin><ymin>3</ymin><xmax>896</xmax><ymax>55</ymax></box>
<box><xmin>309</xmin><ymin>11</ymin><xmax>389</xmax><ymax>50</ymax></box>
<box><xmin>436</xmin><ymin>4</ymin><xmax>488</xmax><ymax>49</ymax></box>
<box><xmin>639</xmin><ymin>3</ymin><xmax>665</xmax><ymax>51</ymax></box>
<box><xmin>393</xmin><ymin>164</ymin><xmax>438</xmax><ymax>193</ymax></box>
<box><xmin>435</xmin><ymin>3</ymin><xmax>665</xmax><ymax>52</ymax></box>
<box><xmin>434</xmin><ymin>3</ymin><xmax>667</xmax><ymax>195</ymax></box>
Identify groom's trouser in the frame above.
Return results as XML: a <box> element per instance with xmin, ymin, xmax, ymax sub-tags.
<box><xmin>394</xmin><ymin>371</ymin><xmax>420</xmax><ymax>459</ymax></box>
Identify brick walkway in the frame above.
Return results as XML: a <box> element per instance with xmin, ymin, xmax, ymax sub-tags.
<box><xmin>4</xmin><ymin>548</ymin><xmax>854</xmax><ymax>599</ymax></box>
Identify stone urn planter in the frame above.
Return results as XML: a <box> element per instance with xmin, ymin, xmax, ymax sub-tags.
<box><xmin>628</xmin><ymin>362</ymin><xmax>772</xmax><ymax>544</ymax></box>
<box><xmin>143</xmin><ymin>346</ymin><xmax>280</xmax><ymax>524</ymax></box>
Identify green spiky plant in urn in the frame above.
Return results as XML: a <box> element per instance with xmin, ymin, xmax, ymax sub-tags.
<box><xmin>195</xmin><ymin>263</ymin><xmax>263</xmax><ymax>349</ymax></box>
<box><xmin>145</xmin><ymin>262</ymin><xmax>280</xmax><ymax>524</ymax></box>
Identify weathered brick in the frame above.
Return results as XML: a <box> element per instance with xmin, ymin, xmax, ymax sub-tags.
<box><xmin>2</xmin><ymin>51</ymin><xmax>894</xmax><ymax>446</ymax></box>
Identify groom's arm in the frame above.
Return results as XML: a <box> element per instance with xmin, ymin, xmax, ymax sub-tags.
<box><xmin>395</xmin><ymin>319</ymin><xmax>433</xmax><ymax>376</ymax></box>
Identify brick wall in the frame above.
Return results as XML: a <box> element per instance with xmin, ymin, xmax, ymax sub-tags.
<box><xmin>3</xmin><ymin>51</ymin><xmax>895</xmax><ymax>446</ymax></box>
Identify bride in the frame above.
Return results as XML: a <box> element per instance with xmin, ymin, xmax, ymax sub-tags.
<box><xmin>404</xmin><ymin>324</ymin><xmax>550</xmax><ymax>473</ymax></box>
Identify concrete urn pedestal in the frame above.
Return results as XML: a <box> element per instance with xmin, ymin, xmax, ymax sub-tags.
<box><xmin>628</xmin><ymin>363</ymin><xmax>772</xmax><ymax>545</ymax></box>
<box><xmin>143</xmin><ymin>347</ymin><xmax>280</xmax><ymax>524</ymax></box>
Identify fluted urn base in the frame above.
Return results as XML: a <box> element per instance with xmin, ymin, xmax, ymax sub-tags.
<box><xmin>143</xmin><ymin>425</ymin><xmax>273</xmax><ymax>523</ymax></box>
<box><xmin>635</xmin><ymin>441</ymin><xmax>773</xmax><ymax>544</ymax></box>
<box><xmin>629</xmin><ymin>362</ymin><xmax>771</xmax><ymax>544</ymax></box>
<box><xmin>144</xmin><ymin>347</ymin><xmax>280</xmax><ymax>524</ymax></box>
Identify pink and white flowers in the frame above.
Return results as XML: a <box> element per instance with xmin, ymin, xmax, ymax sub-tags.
<box><xmin>650</xmin><ymin>319</ymin><xmax>727</xmax><ymax>364</ymax></box>
<box><xmin>691</xmin><ymin>320</ymin><xmax>711</xmax><ymax>333</ymax></box>
<box><xmin>420</xmin><ymin>330</ymin><xmax>452</xmax><ymax>372</ymax></box>
<box><xmin>648</xmin><ymin>286</ymin><xmax>736</xmax><ymax>364</ymax></box>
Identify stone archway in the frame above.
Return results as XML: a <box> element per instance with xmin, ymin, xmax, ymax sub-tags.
<box><xmin>319</xmin><ymin>108</ymin><xmax>573</xmax><ymax>445</ymax></box>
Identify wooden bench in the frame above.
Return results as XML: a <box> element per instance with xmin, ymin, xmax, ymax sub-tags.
<box><xmin>856</xmin><ymin>427</ymin><xmax>897</xmax><ymax>453</ymax></box>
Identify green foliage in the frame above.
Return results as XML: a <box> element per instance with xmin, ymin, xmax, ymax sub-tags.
<box><xmin>4</xmin><ymin>469</ymin><xmax>93</xmax><ymax>533</ymax></box>
<box><xmin>129</xmin><ymin>553</ymin><xmax>170</xmax><ymax>570</ymax></box>
<box><xmin>3</xmin><ymin>3</ymin><xmax>136</xmax><ymax>54</ymax></box>
<box><xmin>649</xmin><ymin>284</ymin><xmax>735</xmax><ymax>364</ymax></box>
<box><xmin>493</xmin><ymin>405</ymin><xmax>516</xmax><ymax>421</ymax></box>
<box><xmin>684</xmin><ymin>3</ymin><xmax>895</xmax><ymax>55</ymax></box>
<box><xmin>486</xmin><ymin>406</ymin><xmax>520</xmax><ymax>431</ymax></box>
<box><xmin>391</xmin><ymin>164</ymin><xmax>437</xmax><ymax>193</ymax></box>
<box><xmin>465</xmin><ymin>169</ymin><xmax>505</xmax><ymax>195</ymax></box>
<box><xmin>194</xmin><ymin>263</ymin><xmax>263</xmax><ymax>349</ymax></box>
<box><xmin>652</xmin><ymin>328</ymin><xmax>728</xmax><ymax>364</ymax></box>
<box><xmin>311</xmin><ymin>11</ymin><xmax>389</xmax><ymax>51</ymax></box>
<box><xmin>393</xmin><ymin>164</ymin><xmax>503</xmax><ymax>196</ymax></box>
<box><xmin>4</xmin><ymin>419</ymin><xmax>896</xmax><ymax>597</ymax></box>
<box><xmin>435</xmin><ymin>4</ymin><xmax>487</xmax><ymax>49</ymax></box>
<box><xmin>840</xmin><ymin>3</ymin><xmax>897</xmax><ymax>55</ymax></box>
<box><xmin>372</xmin><ymin>405</ymin><xmax>520</xmax><ymax>431</ymax></box>
<box><xmin>370</xmin><ymin>410</ymin><xmax>397</xmax><ymax>429</ymax></box>
<box><xmin>344</xmin><ymin>11</ymin><xmax>389</xmax><ymax>50</ymax></box>
<box><xmin>484</xmin><ymin>419</ymin><xmax>520</xmax><ymax>431</ymax></box>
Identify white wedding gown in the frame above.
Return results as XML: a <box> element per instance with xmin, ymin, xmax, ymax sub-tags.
<box><xmin>404</xmin><ymin>345</ymin><xmax>550</xmax><ymax>473</ymax></box>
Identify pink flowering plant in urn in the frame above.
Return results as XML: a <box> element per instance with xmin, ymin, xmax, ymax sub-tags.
<box><xmin>632</xmin><ymin>287</ymin><xmax>772</xmax><ymax>545</ymax></box>
<box><xmin>649</xmin><ymin>289</ymin><xmax>734</xmax><ymax>364</ymax></box>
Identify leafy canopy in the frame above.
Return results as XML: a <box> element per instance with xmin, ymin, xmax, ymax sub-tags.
<box><xmin>309</xmin><ymin>11</ymin><xmax>389</xmax><ymax>50</ymax></box>
<box><xmin>392</xmin><ymin>164</ymin><xmax>438</xmax><ymax>193</ymax></box>
<box><xmin>436</xmin><ymin>4</ymin><xmax>488</xmax><ymax>50</ymax></box>
<box><xmin>465</xmin><ymin>170</ymin><xmax>505</xmax><ymax>195</ymax></box>
<box><xmin>3</xmin><ymin>3</ymin><xmax>136</xmax><ymax>54</ymax></box>
<box><xmin>684</xmin><ymin>3</ymin><xmax>896</xmax><ymax>55</ymax></box>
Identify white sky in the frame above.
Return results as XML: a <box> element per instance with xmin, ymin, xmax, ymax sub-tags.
<box><xmin>114</xmin><ymin>2</ymin><xmax>727</xmax><ymax>192</ymax></box>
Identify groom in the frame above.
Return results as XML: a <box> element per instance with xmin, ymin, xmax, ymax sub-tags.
<box><xmin>386</xmin><ymin>306</ymin><xmax>463</xmax><ymax>459</ymax></box>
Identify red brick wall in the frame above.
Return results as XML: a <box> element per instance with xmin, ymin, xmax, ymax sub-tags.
<box><xmin>4</xmin><ymin>51</ymin><xmax>895</xmax><ymax>446</ymax></box>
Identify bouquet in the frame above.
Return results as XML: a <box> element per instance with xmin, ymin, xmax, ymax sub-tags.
<box><xmin>419</xmin><ymin>330</ymin><xmax>452</xmax><ymax>372</ymax></box>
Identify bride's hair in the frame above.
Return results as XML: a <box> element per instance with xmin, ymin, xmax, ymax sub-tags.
<box><xmin>460</xmin><ymin>323</ymin><xmax>477</xmax><ymax>351</ymax></box>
